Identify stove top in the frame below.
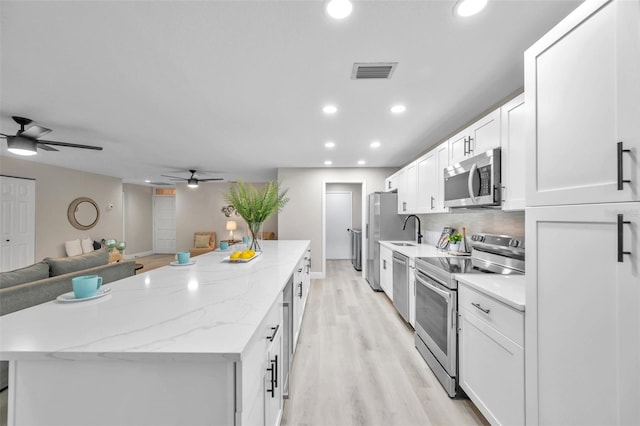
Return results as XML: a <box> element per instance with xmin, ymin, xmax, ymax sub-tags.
<box><xmin>415</xmin><ymin>233</ymin><xmax>525</xmax><ymax>288</ymax></box>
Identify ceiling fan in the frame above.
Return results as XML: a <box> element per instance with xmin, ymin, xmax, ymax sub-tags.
<box><xmin>0</xmin><ymin>116</ymin><xmax>103</xmax><ymax>156</ymax></box>
<box><xmin>161</xmin><ymin>169</ymin><xmax>223</xmax><ymax>188</ymax></box>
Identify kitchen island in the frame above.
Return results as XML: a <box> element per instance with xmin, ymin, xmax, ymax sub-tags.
<box><xmin>0</xmin><ymin>240</ymin><xmax>311</xmax><ymax>426</ymax></box>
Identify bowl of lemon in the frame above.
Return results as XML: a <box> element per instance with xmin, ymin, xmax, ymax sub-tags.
<box><xmin>227</xmin><ymin>249</ymin><xmax>260</xmax><ymax>263</ymax></box>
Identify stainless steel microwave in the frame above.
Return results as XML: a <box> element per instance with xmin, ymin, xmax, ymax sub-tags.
<box><xmin>443</xmin><ymin>148</ymin><xmax>501</xmax><ymax>208</ymax></box>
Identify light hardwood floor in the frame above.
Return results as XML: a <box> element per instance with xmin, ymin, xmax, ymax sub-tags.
<box><xmin>282</xmin><ymin>260</ymin><xmax>488</xmax><ymax>426</ymax></box>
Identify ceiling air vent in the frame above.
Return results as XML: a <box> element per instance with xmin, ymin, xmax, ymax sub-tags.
<box><xmin>351</xmin><ymin>62</ymin><xmax>398</xmax><ymax>79</ymax></box>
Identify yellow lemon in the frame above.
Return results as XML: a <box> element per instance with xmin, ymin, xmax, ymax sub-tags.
<box><xmin>230</xmin><ymin>251</ymin><xmax>241</xmax><ymax>260</ymax></box>
<box><xmin>239</xmin><ymin>252</ymin><xmax>253</xmax><ymax>259</ymax></box>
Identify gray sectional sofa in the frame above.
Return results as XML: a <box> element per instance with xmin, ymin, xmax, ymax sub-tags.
<box><xmin>0</xmin><ymin>248</ymin><xmax>135</xmax><ymax>390</ymax></box>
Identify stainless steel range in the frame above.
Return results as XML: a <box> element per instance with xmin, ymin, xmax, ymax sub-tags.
<box><xmin>414</xmin><ymin>233</ymin><xmax>525</xmax><ymax>398</ymax></box>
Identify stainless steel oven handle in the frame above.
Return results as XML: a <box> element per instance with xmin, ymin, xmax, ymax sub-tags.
<box><xmin>415</xmin><ymin>273</ymin><xmax>449</xmax><ymax>300</ymax></box>
<box><xmin>467</xmin><ymin>162</ymin><xmax>478</xmax><ymax>204</ymax></box>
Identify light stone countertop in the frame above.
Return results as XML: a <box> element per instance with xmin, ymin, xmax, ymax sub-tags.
<box><xmin>379</xmin><ymin>240</ymin><xmax>525</xmax><ymax>311</ymax></box>
<box><xmin>0</xmin><ymin>240</ymin><xmax>309</xmax><ymax>363</ymax></box>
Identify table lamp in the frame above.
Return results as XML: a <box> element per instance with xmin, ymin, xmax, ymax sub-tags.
<box><xmin>226</xmin><ymin>220</ymin><xmax>237</xmax><ymax>240</ymax></box>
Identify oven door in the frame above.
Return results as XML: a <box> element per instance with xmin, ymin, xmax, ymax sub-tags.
<box><xmin>415</xmin><ymin>270</ymin><xmax>457</xmax><ymax>376</ymax></box>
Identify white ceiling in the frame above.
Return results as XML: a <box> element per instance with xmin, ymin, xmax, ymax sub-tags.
<box><xmin>0</xmin><ymin>0</ymin><xmax>581</xmax><ymax>185</ymax></box>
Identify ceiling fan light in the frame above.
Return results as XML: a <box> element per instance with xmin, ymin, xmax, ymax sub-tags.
<box><xmin>7</xmin><ymin>136</ymin><xmax>38</xmax><ymax>156</ymax></box>
<box><xmin>187</xmin><ymin>178</ymin><xmax>199</xmax><ymax>188</ymax></box>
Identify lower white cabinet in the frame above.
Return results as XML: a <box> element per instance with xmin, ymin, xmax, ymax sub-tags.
<box><xmin>380</xmin><ymin>244</ymin><xmax>393</xmax><ymax>300</ymax></box>
<box><xmin>458</xmin><ymin>284</ymin><xmax>524</xmax><ymax>425</ymax></box>
<box><xmin>264</xmin><ymin>324</ymin><xmax>283</xmax><ymax>426</ymax></box>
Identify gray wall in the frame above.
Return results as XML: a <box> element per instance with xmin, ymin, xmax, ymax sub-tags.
<box><xmin>123</xmin><ymin>183</ymin><xmax>153</xmax><ymax>255</ymax></box>
<box><xmin>0</xmin><ymin>156</ymin><xmax>123</xmax><ymax>259</ymax></box>
<box><xmin>277</xmin><ymin>167</ymin><xmax>397</xmax><ymax>274</ymax></box>
<box><xmin>175</xmin><ymin>182</ymin><xmax>278</xmax><ymax>252</ymax></box>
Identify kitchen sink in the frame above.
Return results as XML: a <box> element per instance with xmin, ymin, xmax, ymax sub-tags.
<box><xmin>390</xmin><ymin>242</ymin><xmax>416</xmax><ymax>247</ymax></box>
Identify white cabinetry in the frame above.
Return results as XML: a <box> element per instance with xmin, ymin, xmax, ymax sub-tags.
<box><xmin>525</xmin><ymin>2</ymin><xmax>640</xmax><ymax>424</ymax></box>
<box><xmin>501</xmin><ymin>94</ymin><xmax>526</xmax><ymax>211</ymax></box>
<box><xmin>293</xmin><ymin>247</ymin><xmax>311</xmax><ymax>348</ymax></box>
<box><xmin>458</xmin><ymin>284</ymin><xmax>524</xmax><ymax>425</ymax></box>
<box><xmin>264</xmin><ymin>324</ymin><xmax>283</xmax><ymax>426</ymax></box>
<box><xmin>525</xmin><ymin>0</ymin><xmax>639</xmax><ymax>207</ymax></box>
<box><xmin>416</xmin><ymin>141</ymin><xmax>449</xmax><ymax>214</ymax></box>
<box><xmin>450</xmin><ymin>109</ymin><xmax>501</xmax><ymax>165</ymax></box>
<box><xmin>397</xmin><ymin>162</ymin><xmax>416</xmax><ymax>214</ymax></box>
<box><xmin>526</xmin><ymin>203</ymin><xmax>639</xmax><ymax>425</ymax></box>
<box><xmin>379</xmin><ymin>244</ymin><xmax>393</xmax><ymax>300</ymax></box>
<box><xmin>385</xmin><ymin>172</ymin><xmax>399</xmax><ymax>192</ymax></box>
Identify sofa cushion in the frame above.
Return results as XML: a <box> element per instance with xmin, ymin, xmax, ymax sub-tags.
<box><xmin>0</xmin><ymin>261</ymin><xmax>50</xmax><ymax>289</ymax></box>
<box><xmin>194</xmin><ymin>234</ymin><xmax>211</xmax><ymax>248</ymax></box>
<box><xmin>45</xmin><ymin>248</ymin><xmax>109</xmax><ymax>277</ymax></box>
<box><xmin>65</xmin><ymin>239</ymin><xmax>83</xmax><ymax>257</ymax></box>
<box><xmin>81</xmin><ymin>237</ymin><xmax>94</xmax><ymax>254</ymax></box>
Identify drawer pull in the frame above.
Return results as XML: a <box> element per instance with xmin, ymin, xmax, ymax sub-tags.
<box><xmin>267</xmin><ymin>325</ymin><xmax>279</xmax><ymax>341</ymax></box>
<box><xmin>471</xmin><ymin>302</ymin><xmax>490</xmax><ymax>314</ymax></box>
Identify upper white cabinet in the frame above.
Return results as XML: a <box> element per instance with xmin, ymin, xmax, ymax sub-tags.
<box><xmin>385</xmin><ymin>172</ymin><xmax>399</xmax><ymax>192</ymax></box>
<box><xmin>525</xmin><ymin>0</ymin><xmax>640</xmax><ymax>207</ymax></box>
<box><xmin>450</xmin><ymin>109</ymin><xmax>501</xmax><ymax>165</ymax></box>
<box><xmin>397</xmin><ymin>161</ymin><xmax>417</xmax><ymax>214</ymax></box>
<box><xmin>416</xmin><ymin>141</ymin><xmax>450</xmax><ymax>214</ymax></box>
<box><xmin>501</xmin><ymin>94</ymin><xmax>526</xmax><ymax>211</ymax></box>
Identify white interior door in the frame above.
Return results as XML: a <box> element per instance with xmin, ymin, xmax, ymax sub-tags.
<box><xmin>326</xmin><ymin>191</ymin><xmax>352</xmax><ymax>260</ymax></box>
<box><xmin>0</xmin><ymin>176</ymin><xmax>36</xmax><ymax>272</ymax></box>
<box><xmin>153</xmin><ymin>195</ymin><xmax>176</xmax><ymax>254</ymax></box>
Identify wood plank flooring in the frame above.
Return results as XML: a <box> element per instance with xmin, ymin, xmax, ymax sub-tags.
<box><xmin>282</xmin><ymin>260</ymin><xmax>488</xmax><ymax>426</ymax></box>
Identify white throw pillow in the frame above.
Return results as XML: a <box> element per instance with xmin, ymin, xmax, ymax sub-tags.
<box><xmin>65</xmin><ymin>239</ymin><xmax>83</xmax><ymax>257</ymax></box>
<box><xmin>81</xmin><ymin>237</ymin><xmax>94</xmax><ymax>254</ymax></box>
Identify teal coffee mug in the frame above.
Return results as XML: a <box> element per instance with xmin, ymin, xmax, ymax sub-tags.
<box><xmin>72</xmin><ymin>275</ymin><xmax>103</xmax><ymax>299</ymax></box>
<box><xmin>242</xmin><ymin>236</ymin><xmax>250</xmax><ymax>244</ymax></box>
<box><xmin>177</xmin><ymin>251</ymin><xmax>190</xmax><ymax>264</ymax></box>
<box><xmin>220</xmin><ymin>241</ymin><xmax>229</xmax><ymax>251</ymax></box>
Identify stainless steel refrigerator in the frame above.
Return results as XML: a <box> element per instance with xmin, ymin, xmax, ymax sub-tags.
<box><xmin>366</xmin><ymin>192</ymin><xmax>415</xmax><ymax>291</ymax></box>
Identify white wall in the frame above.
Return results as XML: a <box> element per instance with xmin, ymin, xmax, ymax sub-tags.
<box><xmin>277</xmin><ymin>167</ymin><xmax>397</xmax><ymax>275</ymax></box>
<box><xmin>175</xmin><ymin>182</ymin><xmax>278</xmax><ymax>252</ymax></box>
<box><xmin>0</xmin><ymin>156</ymin><xmax>123</xmax><ymax>259</ymax></box>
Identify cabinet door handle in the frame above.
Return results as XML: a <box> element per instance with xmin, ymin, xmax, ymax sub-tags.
<box><xmin>267</xmin><ymin>325</ymin><xmax>279</xmax><ymax>341</ymax></box>
<box><xmin>273</xmin><ymin>355</ymin><xmax>278</xmax><ymax>388</ymax></box>
<box><xmin>471</xmin><ymin>302</ymin><xmax>490</xmax><ymax>314</ymax></box>
<box><xmin>402</xmin><ymin>201</ymin><xmax>407</xmax><ymax>212</ymax></box>
<box><xmin>430</xmin><ymin>196</ymin><xmax>434</xmax><ymax>210</ymax></box>
<box><xmin>383</xmin><ymin>259</ymin><xmax>387</xmax><ymax>270</ymax></box>
<box><xmin>617</xmin><ymin>142</ymin><xmax>632</xmax><ymax>190</ymax></box>
<box><xmin>618</xmin><ymin>214</ymin><xmax>632</xmax><ymax>263</ymax></box>
<box><xmin>463</xmin><ymin>137</ymin><xmax>468</xmax><ymax>155</ymax></box>
<box><xmin>298</xmin><ymin>268</ymin><xmax>303</xmax><ymax>273</ymax></box>
<box><xmin>468</xmin><ymin>136</ymin><xmax>473</xmax><ymax>155</ymax></box>
<box><xmin>298</xmin><ymin>282</ymin><xmax>303</xmax><ymax>298</ymax></box>
<box><xmin>266</xmin><ymin>363</ymin><xmax>275</xmax><ymax>397</ymax></box>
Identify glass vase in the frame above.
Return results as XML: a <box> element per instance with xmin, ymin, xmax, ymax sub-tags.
<box><xmin>247</xmin><ymin>222</ymin><xmax>263</xmax><ymax>251</ymax></box>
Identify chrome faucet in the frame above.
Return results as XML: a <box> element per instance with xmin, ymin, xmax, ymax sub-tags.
<box><xmin>402</xmin><ymin>214</ymin><xmax>423</xmax><ymax>244</ymax></box>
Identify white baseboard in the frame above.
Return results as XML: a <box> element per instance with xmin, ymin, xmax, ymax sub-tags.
<box><xmin>123</xmin><ymin>251</ymin><xmax>154</xmax><ymax>260</ymax></box>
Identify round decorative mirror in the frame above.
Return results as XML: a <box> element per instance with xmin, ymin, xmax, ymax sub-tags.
<box><xmin>68</xmin><ymin>197</ymin><xmax>100</xmax><ymax>230</ymax></box>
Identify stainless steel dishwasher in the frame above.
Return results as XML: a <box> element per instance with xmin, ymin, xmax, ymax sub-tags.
<box><xmin>392</xmin><ymin>251</ymin><xmax>409</xmax><ymax>323</ymax></box>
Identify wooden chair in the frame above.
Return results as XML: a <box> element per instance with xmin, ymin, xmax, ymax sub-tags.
<box><xmin>190</xmin><ymin>232</ymin><xmax>217</xmax><ymax>257</ymax></box>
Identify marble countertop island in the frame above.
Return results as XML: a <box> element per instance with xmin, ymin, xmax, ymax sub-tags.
<box><xmin>0</xmin><ymin>240</ymin><xmax>310</xmax><ymax>363</ymax></box>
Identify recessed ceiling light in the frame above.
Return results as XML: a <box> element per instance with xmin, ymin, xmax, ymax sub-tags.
<box><xmin>357</xmin><ymin>160</ymin><xmax>366</xmax><ymax>165</ymax></box>
<box><xmin>324</xmin><ymin>160</ymin><xmax>333</xmax><ymax>166</ymax></box>
<box><xmin>325</xmin><ymin>141</ymin><xmax>335</xmax><ymax>149</ymax></box>
<box><xmin>144</xmin><ymin>179</ymin><xmax>151</xmax><ymax>183</ymax></box>
<box><xmin>390</xmin><ymin>104</ymin><xmax>406</xmax><ymax>114</ymax></box>
<box><xmin>454</xmin><ymin>0</ymin><xmax>487</xmax><ymax>17</ymax></box>
<box><xmin>322</xmin><ymin>105</ymin><xmax>338</xmax><ymax>114</ymax></box>
<box><xmin>325</xmin><ymin>0</ymin><xmax>353</xmax><ymax>20</ymax></box>
<box><xmin>370</xmin><ymin>141</ymin><xmax>381</xmax><ymax>149</ymax></box>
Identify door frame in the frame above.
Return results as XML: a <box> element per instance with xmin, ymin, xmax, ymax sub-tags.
<box><xmin>325</xmin><ymin>190</ymin><xmax>353</xmax><ymax>260</ymax></box>
<box><xmin>321</xmin><ymin>180</ymin><xmax>367</xmax><ymax>279</ymax></box>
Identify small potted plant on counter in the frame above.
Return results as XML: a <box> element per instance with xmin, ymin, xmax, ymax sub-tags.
<box><xmin>448</xmin><ymin>233</ymin><xmax>462</xmax><ymax>252</ymax></box>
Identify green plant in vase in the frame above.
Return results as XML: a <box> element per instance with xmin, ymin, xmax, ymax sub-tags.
<box><xmin>447</xmin><ymin>233</ymin><xmax>462</xmax><ymax>252</ymax></box>
<box><xmin>224</xmin><ymin>180</ymin><xmax>289</xmax><ymax>251</ymax></box>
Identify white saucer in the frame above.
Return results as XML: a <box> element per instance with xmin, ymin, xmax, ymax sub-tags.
<box><xmin>170</xmin><ymin>260</ymin><xmax>197</xmax><ymax>266</ymax></box>
<box><xmin>57</xmin><ymin>287</ymin><xmax>112</xmax><ymax>303</ymax></box>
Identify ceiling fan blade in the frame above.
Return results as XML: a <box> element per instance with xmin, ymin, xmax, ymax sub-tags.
<box><xmin>198</xmin><ymin>178</ymin><xmax>224</xmax><ymax>181</ymax></box>
<box><xmin>36</xmin><ymin>140</ymin><xmax>103</xmax><ymax>151</ymax></box>
<box><xmin>160</xmin><ymin>174</ymin><xmax>186</xmax><ymax>180</ymax></box>
<box><xmin>21</xmin><ymin>125</ymin><xmax>52</xmax><ymax>139</ymax></box>
<box><xmin>0</xmin><ymin>133</ymin><xmax>9</xmax><ymax>138</ymax></box>
<box><xmin>37</xmin><ymin>144</ymin><xmax>59</xmax><ymax>152</ymax></box>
